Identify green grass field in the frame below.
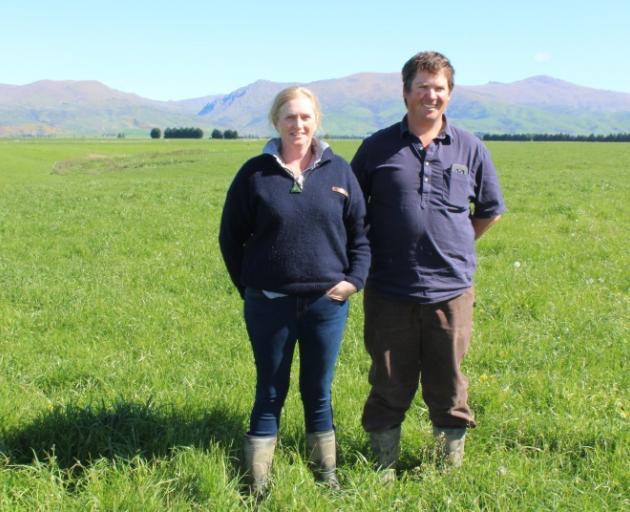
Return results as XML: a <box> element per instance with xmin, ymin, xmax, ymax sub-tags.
<box><xmin>0</xmin><ymin>138</ymin><xmax>628</xmax><ymax>511</ymax></box>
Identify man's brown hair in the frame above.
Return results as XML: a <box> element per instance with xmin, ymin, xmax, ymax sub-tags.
<box><xmin>402</xmin><ymin>51</ymin><xmax>455</xmax><ymax>93</ymax></box>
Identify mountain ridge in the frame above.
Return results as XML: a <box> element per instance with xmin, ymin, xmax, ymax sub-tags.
<box><xmin>1</xmin><ymin>74</ymin><xmax>630</xmax><ymax>137</ymax></box>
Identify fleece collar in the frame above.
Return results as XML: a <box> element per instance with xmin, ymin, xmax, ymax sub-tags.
<box><xmin>263</xmin><ymin>137</ymin><xmax>330</xmax><ymax>172</ymax></box>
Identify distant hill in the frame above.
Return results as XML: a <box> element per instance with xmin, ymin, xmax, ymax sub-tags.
<box><xmin>447</xmin><ymin>76</ymin><xmax>630</xmax><ymax>135</ymax></box>
<box><xmin>0</xmin><ymin>80</ymin><xmax>206</xmax><ymax>137</ymax></box>
<box><xmin>172</xmin><ymin>94</ymin><xmax>223</xmax><ymax>115</ymax></box>
<box><xmin>198</xmin><ymin>74</ymin><xmax>630</xmax><ymax>136</ymax></box>
<box><xmin>2</xmin><ymin>75</ymin><xmax>630</xmax><ymax>137</ymax></box>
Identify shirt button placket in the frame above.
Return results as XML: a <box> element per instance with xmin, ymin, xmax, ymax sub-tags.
<box><xmin>419</xmin><ymin>161</ymin><xmax>426</xmax><ymax>208</ymax></box>
<box><xmin>423</xmin><ymin>162</ymin><xmax>431</xmax><ymax>204</ymax></box>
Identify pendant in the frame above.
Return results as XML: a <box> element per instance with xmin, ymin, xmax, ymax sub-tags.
<box><xmin>290</xmin><ymin>181</ymin><xmax>302</xmax><ymax>193</ymax></box>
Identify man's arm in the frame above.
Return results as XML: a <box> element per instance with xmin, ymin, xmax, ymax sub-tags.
<box><xmin>471</xmin><ymin>144</ymin><xmax>505</xmax><ymax>240</ymax></box>
<box><xmin>471</xmin><ymin>214</ymin><xmax>501</xmax><ymax>240</ymax></box>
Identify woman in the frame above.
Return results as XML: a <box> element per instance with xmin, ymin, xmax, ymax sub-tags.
<box><xmin>219</xmin><ymin>86</ymin><xmax>369</xmax><ymax>493</ymax></box>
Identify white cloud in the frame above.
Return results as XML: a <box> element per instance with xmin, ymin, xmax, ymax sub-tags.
<box><xmin>534</xmin><ymin>52</ymin><xmax>553</xmax><ymax>63</ymax></box>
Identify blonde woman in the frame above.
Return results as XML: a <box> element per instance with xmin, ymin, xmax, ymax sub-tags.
<box><xmin>219</xmin><ymin>86</ymin><xmax>369</xmax><ymax>494</ymax></box>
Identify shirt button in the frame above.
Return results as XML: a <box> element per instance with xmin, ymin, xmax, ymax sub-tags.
<box><xmin>424</xmin><ymin>177</ymin><xmax>428</xmax><ymax>182</ymax></box>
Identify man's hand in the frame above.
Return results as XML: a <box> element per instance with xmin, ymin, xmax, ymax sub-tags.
<box><xmin>326</xmin><ymin>280</ymin><xmax>358</xmax><ymax>302</ymax></box>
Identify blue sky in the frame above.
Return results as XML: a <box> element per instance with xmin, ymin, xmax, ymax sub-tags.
<box><xmin>2</xmin><ymin>0</ymin><xmax>629</xmax><ymax>101</ymax></box>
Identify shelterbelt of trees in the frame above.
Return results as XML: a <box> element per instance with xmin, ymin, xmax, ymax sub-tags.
<box><xmin>149</xmin><ymin>127</ymin><xmax>239</xmax><ymax>139</ymax></box>
<box><xmin>481</xmin><ymin>132</ymin><xmax>630</xmax><ymax>142</ymax></box>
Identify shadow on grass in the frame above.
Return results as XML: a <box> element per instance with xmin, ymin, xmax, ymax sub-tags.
<box><xmin>3</xmin><ymin>400</ymin><xmax>246</xmax><ymax>471</ymax></box>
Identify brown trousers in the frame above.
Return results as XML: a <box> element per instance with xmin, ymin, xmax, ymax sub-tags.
<box><xmin>361</xmin><ymin>286</ymin><xmax>476</xmax><ymax>431</ymax></box>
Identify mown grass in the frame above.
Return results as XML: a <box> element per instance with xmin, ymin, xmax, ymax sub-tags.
<box><xmin>0</xmin><ymin>138</ymin><xmax>628</xmax><ymax>510</ymax></box>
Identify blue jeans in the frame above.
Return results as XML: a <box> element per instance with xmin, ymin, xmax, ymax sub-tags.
<box><xmin>244</xmin><ymin>288</ymin><xmax>349</xmax><ymax>436</ymax></box>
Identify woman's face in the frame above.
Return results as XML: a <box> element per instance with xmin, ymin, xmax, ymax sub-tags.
<box><xmin>275</xmin><ymin>96</ymin><xmax>317</xmax><ymax>151</ymax></box>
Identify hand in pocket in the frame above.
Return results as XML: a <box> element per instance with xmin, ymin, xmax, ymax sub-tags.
<box><xmin>326</xmin><ymin>280</ymin><xmax>357</xmax><ymax>302</ymax></box>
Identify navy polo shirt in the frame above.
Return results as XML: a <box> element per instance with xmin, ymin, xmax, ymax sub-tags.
<box><xmin>351</xmin><ymin>116</ymin><xmax>506</xmax><ymax>303</ymax></box>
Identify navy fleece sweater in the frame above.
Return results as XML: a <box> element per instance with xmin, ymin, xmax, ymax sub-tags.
<box><xmin>219</xmin><ymin>145</ymin><xmax>370</xmax><ymax>297</ymax></box>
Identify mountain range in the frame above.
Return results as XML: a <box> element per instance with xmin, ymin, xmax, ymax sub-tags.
<box><xmin>2</xmin><ymin>74</ymin><xmax>630</xmax><ymax>137</ymax></box>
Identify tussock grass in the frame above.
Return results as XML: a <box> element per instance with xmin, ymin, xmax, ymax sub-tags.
<box><xmin>0</xmin><ymin>139</ymin><xmax>628</xmax><ymax>510</ymax></box>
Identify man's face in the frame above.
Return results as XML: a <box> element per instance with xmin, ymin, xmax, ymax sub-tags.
<box><xmin>403</xmin><ymin>69</ymin><xmax>451</xmax><ymax>125</ymax></box>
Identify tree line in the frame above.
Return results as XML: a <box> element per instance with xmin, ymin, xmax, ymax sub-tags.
<box><xmin>148</xmin><ymin>129</ymin><xmax>630</xmax><ymax>142</ymax></box>
<box><xmin>481</xmin><ymin>132</ymin><xmax>630</xmax><ymax>142</ymax></box>
<box><xmin>149</xmin><ymin>127</ymin><xmax>239</xmax><ymax>139</ymax></box>
<box><xmin>211</xmin><ymin>128</ymin><xmax>238</xmax><ymax>139</ymax></box>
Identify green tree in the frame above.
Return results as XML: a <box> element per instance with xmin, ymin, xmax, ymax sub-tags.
<box><xmin>163</xmin><ymin>127</ymin><xmax>204</xmax><ymax>139</ymax></box>
<box><xmin>211</xmin><ymin>128</ymin><xmax>224</xmax><ymax>139</ymax></box>
<box><xmin>150</xmin><ymin>128</ymin><xmax>161</xmax><ymax>139</ymax></box>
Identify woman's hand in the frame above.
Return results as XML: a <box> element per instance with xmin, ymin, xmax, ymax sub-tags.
<box><xmin>326</xmin><ymin>280</ymin><xmax>357</xmax><ymax>302</ymax></box>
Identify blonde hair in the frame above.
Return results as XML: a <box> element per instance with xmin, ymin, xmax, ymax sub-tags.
<box><xmin>268</xmin><ymin>86</ymin><xmax>322</xmax><ymax>129</ymax></box>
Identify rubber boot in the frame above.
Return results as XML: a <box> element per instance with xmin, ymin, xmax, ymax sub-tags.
<box><xmin>243</xmin><ymin>434</ymin><xmax>277</xmax><ymax>497</ymax></box>
<box><xmin>369</xmin><ymin>425</ymin><xmax>400</xmax><ymax>482</ymax></box>
<box><xmin>433</xmin><ymin>427</ymin><xmax>466</xmax><ymax>468</ymax></box>
<box><xmin>306</xmin><ymin>430</ymin><xmax>340</xmax><ymax>489</ymax></box>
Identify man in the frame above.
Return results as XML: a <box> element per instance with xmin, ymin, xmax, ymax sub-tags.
<box><xmin>351</xmin><ymin>51</ymin><xmax>505</xmax><ymax>474</ymax></box>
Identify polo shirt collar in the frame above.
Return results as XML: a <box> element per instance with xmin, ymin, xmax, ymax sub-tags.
<box><xmin>400</xmin><ymin>115</ymin><xmax>452</xmax><ymax>144</ymax></box>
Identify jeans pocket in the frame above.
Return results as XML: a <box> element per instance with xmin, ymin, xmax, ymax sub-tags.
<box><xmin>324</xmin><ymin>293</ymin><xmax>347</xmax><ymax>305</ymax></box>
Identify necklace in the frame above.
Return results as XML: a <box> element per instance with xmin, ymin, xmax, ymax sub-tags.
<box><xmin>290</xmin><ymin>173</ymin><xmax>304</xmax><ymax>193</ymax></box>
